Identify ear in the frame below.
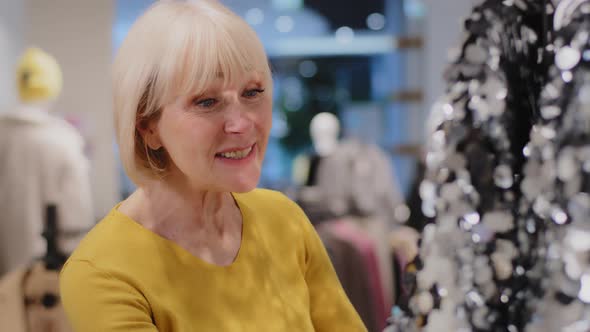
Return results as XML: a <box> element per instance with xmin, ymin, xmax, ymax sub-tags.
<box><xmin>138</xmin><ymin>118</ymin><xmax>163</xmax><ymax>150</ymax></box>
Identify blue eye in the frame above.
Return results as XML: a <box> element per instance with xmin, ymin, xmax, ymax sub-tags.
<box><xmin>194</xmin><ymin>98</ymin><xmax>217</xmax><ymax>108</ymax></box>
<box><xmin>243</xmin><ymin>89</ymin><xmax>265</xmax><ymax>98</ymax></box>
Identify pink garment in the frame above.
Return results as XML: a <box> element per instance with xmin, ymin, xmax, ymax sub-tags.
<box><xmin>327</xmin><ymin>220</ymin><xmax>387</xmax><ymax>331</ymax></box>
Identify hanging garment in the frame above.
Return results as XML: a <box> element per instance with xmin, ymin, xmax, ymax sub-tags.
<box><xmin>0</xmin><ymin>106</ymin><xmax>93</xmax><ymax>276</ymax></box>
<box><xmin>404</xmin><ymin>162</ymin><xmax>432</xmax><ymax>232</ymax></box>
<box><xmin>326</xmin><ymin>219</ymin><xmax>388</xmax><ymax>332</ymax></box>
<box><xmin>317</xmin><ymin>222</ymin><xmax>378</xmax><ymax>332</ymax></box>
<box><xmin>389</xmin><ymin>226</ymin><xmax>419</xmax><ymax>275</ymax></box>
<box><xmin>393</xmin><ymin>1</ymin><xmax>553</xmax><ymax>331</ymax></box>
<box><xmin>310</xmin><ymin>140</ymin><xmax>403</xmax><ymax>310</ymax></box>
<box><xmin>389</xmin><ymin>225</ymin><xmax>420</xmax><ymax>306</ymax></box>
<box><xmin>519</xmin><ymin>1</ymin><xmax>590</xmax><ymax>330</ymax></box>
<box><xmin>348</xmin><ymin>216</ymin><xmax>396</xmax><ymax>313</ymax></box>
<box><xmin>315</xmin><ymin>139</ymin><xmax>403</xmax><ymax>222</ymax></box>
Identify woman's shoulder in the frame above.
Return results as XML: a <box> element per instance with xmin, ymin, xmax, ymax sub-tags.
<box><xmin>234</xmin><ymin>188</ymin><xmax>313</xmax><ymax>239</ymax></box>
<box><xmin>234</xmin><ymin>188</ymin><xmax>305</xmax><ymax>217</ymax></box>
<box><xmin>65</xmin><ymin>206</ymin><xmax>160</xmax><ymax>273</ymax></box>
<box><xmin>234</xmin><ymin>187</ymin><xmax>283</xmax><ymax>199</ymax></box>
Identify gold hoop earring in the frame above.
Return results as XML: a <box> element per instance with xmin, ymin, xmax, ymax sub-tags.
<box><xmin>144</xmin><ymin>141</ymin><xmax>166</xmax><ymax>173</ymax></box>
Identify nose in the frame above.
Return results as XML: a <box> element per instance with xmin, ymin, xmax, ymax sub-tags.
<box><xmin>223</xmin><ymin>100</ymin><xmax>253</xmax><ymax>134</ymax></box>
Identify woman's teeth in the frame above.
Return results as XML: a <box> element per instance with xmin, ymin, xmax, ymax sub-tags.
<box><xmin>218</xmin><ymin>146</ymin><xmax>252</xmax><ymax>159</ymax></box>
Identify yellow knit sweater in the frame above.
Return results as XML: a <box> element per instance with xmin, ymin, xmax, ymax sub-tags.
<box><xmin>60</xmin><ymin>189</ymin><xmax>367</xmax><ymax>332</ymax></box>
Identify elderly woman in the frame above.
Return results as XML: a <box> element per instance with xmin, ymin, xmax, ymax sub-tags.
<box><xmin>59</xmin><ymin>1</ymin><xmax>366</xmax><ymax>331</ymax></box>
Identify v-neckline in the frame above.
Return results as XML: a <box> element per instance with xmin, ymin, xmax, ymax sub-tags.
<box><xmin>112</xmin><ymin>192</ymin><xmax>250</xmax><ymax>270</ymax></box>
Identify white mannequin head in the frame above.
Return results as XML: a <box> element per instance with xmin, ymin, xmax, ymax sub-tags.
<box><xmin>310</xmin><ymin>112</ymin><xmax>340</xmax><ymax>157</ymax></box>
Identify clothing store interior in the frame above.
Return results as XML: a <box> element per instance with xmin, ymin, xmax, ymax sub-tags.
<box><xmin>2</xmin><ymin>0</ymin><xmax>590</xmax><ymax>331</ymax></box>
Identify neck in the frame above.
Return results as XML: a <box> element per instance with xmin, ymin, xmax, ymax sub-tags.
<box><xmin>314</xmin><ymin>139</ymin><xmax>338</xmax><ymax>157</ymax></box>
<box><xmin>129</xmin><ymin>178</ymin><xmax>237</xmax><ymax>235</ymax></box>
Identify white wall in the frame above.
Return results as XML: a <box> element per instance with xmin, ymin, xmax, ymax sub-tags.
<box><xmin>399</xmin><ymin>0</ymin><xmax>477</xmax><ymax>143</ymax></box>
<box><xmin>0</xmin><ymin>1</ymin><xmax>24</xmax><ymax>110</ymax></box>
<box><xmin>422</xmin><ymin>0</ymin><xmax>476</xmax><ymax>126</ymax></box>
<box><xmin>25</xmin><ymin>0</ymin><xmax>119</xmax><ymax>218</ymax></box>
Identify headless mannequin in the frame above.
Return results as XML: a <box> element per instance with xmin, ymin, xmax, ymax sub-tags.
<box><xmin>0</xmin><ymin>47</ymin><xmax>86</xmax><ymax>332</ymax></box>
<box><xmin>0</xmin><ymin>48</ymin><xmax>93</xmax><ymax>276</ymax></box>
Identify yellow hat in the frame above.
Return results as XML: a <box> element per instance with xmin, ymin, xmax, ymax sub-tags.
<box><xmin>16</xmin><ymin>47</ymin><xmax>63</xmax><ymax>102</ymax></box>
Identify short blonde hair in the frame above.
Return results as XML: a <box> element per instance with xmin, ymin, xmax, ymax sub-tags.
<box><xmin>113</xmin><ymin>0</ymin><xmax>272</xmax><ymax>186</ymax></box>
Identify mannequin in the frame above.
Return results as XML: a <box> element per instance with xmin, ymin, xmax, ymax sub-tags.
<box><xmin>0</xmin><ymin>47</ymin><xmax>93</xmax><ymax>276</ymax></box>
<box><xmin>0</xmin><ymin>205</ymin><xmax>73</xmax><ymax>332</ymax></box>
<box><xmin>293</xmin><ymin>112</ymin><xmax>340</xmax><ymax>187</ymax></box>
<box><xmin>310</xmin><ymin>112</ymin><xmax>340</xmax><ymax>157</ymax></box>
<box><xmin>294</xmin><ymin>110</ymin><xmax>404</xmax><ymax>221</ymax></box>
<box><xmin>296</xmin><ymin>112</ymin><xmax>409</xmax><ymax>329</ymax></box>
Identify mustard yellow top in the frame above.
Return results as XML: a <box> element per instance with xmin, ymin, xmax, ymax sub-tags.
<box><xmin>60</xmin><ymin>189</ymin><xmax>367</xmax><ymax>332</ymax></box>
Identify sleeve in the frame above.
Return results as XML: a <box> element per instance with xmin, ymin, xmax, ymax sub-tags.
<box><xmin>43</xmin><ymin>128</ymin><xmax>94</xmax><ymax>254</ymax></box>
<box><xmin>60</xmin><ymin>260</ymin><xmax>159</xmax><ymax>332</ymax></box>
<box><xmin>294</xmin><ymin>203</ymin><xmax>368</xmax><ymax>332</ymax></box>
<box><xmin>55</xmin><ymin>138</ymin><xmax>95</xmax><ymax>253</ymax></box>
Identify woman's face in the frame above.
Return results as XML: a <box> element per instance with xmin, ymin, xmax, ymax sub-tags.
<box><xmin>150</xmin><ymin>71</ymin><xmax>272</xmax><ymax>193</ymax></box>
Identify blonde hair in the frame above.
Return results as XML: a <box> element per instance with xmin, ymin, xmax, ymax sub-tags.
<box><xmin>113</xmin><ymin>0</ymin><xmax>272</xmax><ymax>186</ymax></box>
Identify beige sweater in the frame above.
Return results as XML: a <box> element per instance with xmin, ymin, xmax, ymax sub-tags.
<box><xmin>0</xmin><ymin>106</ymin><xmax>93</xmax><ymax>275</ymax></box>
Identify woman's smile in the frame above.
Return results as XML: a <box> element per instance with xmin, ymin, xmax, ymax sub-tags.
<box><xmin>215</xmin><ymin>143</ymin><xmax>257</xmax><ymax>163</ymax></box>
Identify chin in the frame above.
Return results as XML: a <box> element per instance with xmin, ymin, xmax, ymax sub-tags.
<box><xmin>225</xmin><ymin>173</ymin><xmax>261</xmax><ymax>193</ymax></box>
